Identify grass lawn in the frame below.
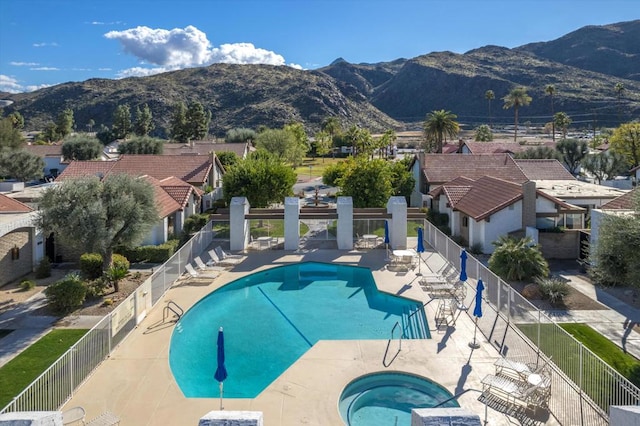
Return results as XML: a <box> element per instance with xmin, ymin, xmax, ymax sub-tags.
<box><xmin>0</xmin><ymin>329</ymin><xmax>88</xmax><ymax>409</ymax></box>
<box><xmin>293</xmin><ymin>157</ymin><xmax>343</xmax><ymax>180</ymax></box>
<box><xmin>0</xmin><ymin>330</ymin><xmax>14</xmax><ymax>339</ymax></box>
<box><xmin>212</xmin><ymin>221</ymin><xmax>309</xmax><ymax>239</ymax></box>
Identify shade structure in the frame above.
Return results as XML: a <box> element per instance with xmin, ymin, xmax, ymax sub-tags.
<box><xmin>469</xmin><ymin>279</ymin><xmax>484</xmax><ymax>349</ymax></box>
<box><xmin>416</xmin><ymin>227</ymin><xmax>425</xmax><ymax>274</ymax></box>
<box><xmin>459</xmin><ymin>249</ymin><xmax>468</xmax><ymax>282</ymax></box>
<box><xmin>214</xmin><ymin>327</ymin><xmax>227</xmax><ymax>409</ymax></box>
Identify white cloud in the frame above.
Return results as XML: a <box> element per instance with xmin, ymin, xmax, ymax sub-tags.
<box><xmin>105</xmin><ymin>25</ymin><xmax>299</xmax><ymax>74</ymax></box>
<box><xmin>10</xmin><ymin>61</ymin><xmax>39</xmax><ymax>66</ymax></box>
<box><xmin>30</xmin><ymin>67</ymin><xmax>59</xmax><ymax>71</ymax></box>
<box><xmin>0</xmin><ymin>75</ymin><xmax>52</xmax><ymax>93</ymax></box>
<box><xmin>33</xmin><ymin>42</ymin><xmax>59</xmax><ymax>48</ymax></box>
<box><xmin>98</xmin><ymin>67</ymin><xmax>112</xmax><ymax>71</ymax></box>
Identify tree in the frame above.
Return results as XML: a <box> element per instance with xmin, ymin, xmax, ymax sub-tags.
<box><xmin>0</xmin><ymin>150</ymin><xmax>44</xmax><ymax>182</ymax></box>
<box><xmin>322</xmin><ymin>116</ymin><xmax>342</xmax><ymax>157</ymax></box>
<box><xmin>556</xmin><ymin>138</ymin><xmax>588</xmax><ymax>176</ymax></box>
<box><xmin>111</xmin><ymin>104</ymin><xmax>132</xmax><ymax>140</ymax></box>
<box><xmin>344</xmin><ymin>125</ymin><xmax>373</xmax><ymax>157</ymax></box>
<box><xmin>502</xmin><ymin>87</ymin><xmax>532</xmax><ymax>142</ymax></box>
<box><xmin>86</xmin><ymin>119</ymin><xmax>95</xmax><ymax>133</ymax></box>
<box><xmin>581</xmin><ymin>151</ymin><xmax>628</xmax><ymax>184</ymax></box>
<box><xmin>185</xmin><ymin>101</ymin><xmax>211</xmax><ymax>141</ymax></box>
<box><xmin>514</xmin><ymin>146</ymin><xmax>561</xmax><ymax>160</ymax></box>
<box><xmin>313</xmin><ymin>130</ymin><xmax>332</xmax><ymax>161</ymax></box>
<box><xmin>377</xmin><ymin>129</ymin><xmax>396</xmax><ymax>158</ymax></box>
<box><xmin>118</xmin><ymin>136</ymin><xmax>163</xmax><ymax>155</ymax></box>
<box><xmin>322</xmin><ymin>159</ymin><xmax>352</xmax><ymax>187</ymax></box>
<box><xmin>390</xmin><ymin>159</ymin><xmax>415</xmax><ymax>204</ymax></box>
<box><xmin>55</xmin><ymin>108</ymin><xmax>74</xmax><ymax>139</ymax></box>
<box><xmin>61</xmin><ymin>135</ymin><xmax>103</xmax><ymax>161</ymax></box>
<box><xmin>133</xmin><ymin>104</ymin><xmax>154</xmax><ymax>137</ymax></box>
<box><xmin>96</xmin><ymin>124</ymin><xmax>115</xmax><ymax>145</ymax></box>
<box><xmin>217</xmin><ymin>151</ymin><xmax>239</xmax><ymax>169</ymax></box>
<box><xmin>485</xmin><ymin>90</ymin><xmax>494</xmax><ymax>127</ymax></box>
<box><xmin>423</xmin><ymin>110</ymin><xmax>460</xmax><ymax>153</ymax></box>
<box><xmin>545</xmin><ymin>85</ymin><xmax>556</xmax><ymax>141</ymax></box>
<box><xmin>0</xmin><ymin>117</ymin><xmax>24</xmax><ymax>149</ymax></box>
<box><xmin>474</xmin><ymin>124</ymin><xmax>493</xmax><ymax>141</ymax></box>
<box><xmin>589</xmin><ymin>190</ymin><xmax>640</xmax><ymax>288</ymax></box>
<box><xmin>609</xmin><ymin>122</ymin><xmax>640</xmax><ymax>168</ymax></box>
<box><xmin>225</xmin><ymin>128</ymin><xmax>256</xmax><ymax>144</ymax></box>
<box><xmin>42</xmin><ymin>122</ymin><xmax>59</xmax><ymax>143</ymax></box>
<box><xmin>169</xmin><ymin>102</ymin><xmax>188</xmax><ymax>143</ymax></box>
<box><xmin>615</xmin><ymin>82</ymin><xmax>625</xmax><ymax>123</ymax></box>
<box><xmin>488</xmin><ymin>236</ymin><xmax>549</xmax><ymax>281</ymax></box>
<box><xmin>338</xmin><ymin>158</ymin><xmax>394</xmax><ymax>208</ymax></box>
<box><xmin>284</xmin><ymin>122</ymin><xmax>310</xmax><ymax>166</ymax></box>
<box><xmin>38</xmin><ymin>174</ymin><xmax>158</xmax><ymax>291</ymax></box>
<box><xmin>8</xmin><ymin>111</ymin><xmax>24</xmax><ymax>130</ymax></box>
<box><xmin>553</xmin><ymin>112</ymin><xmax>572</xmax><ymax>139</ymax></box>
<box><xmin>222</xmin><ymin>154</ymin><xmax>296</xmax><ymax>208</ymax></box>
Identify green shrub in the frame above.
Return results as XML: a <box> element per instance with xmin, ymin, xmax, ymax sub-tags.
<box><xmin>20</xmin><ymin>280</ymin><xmax>36</xmax><ymax>291</ymax></box>
<box><xmin>85</xmin><ymin>278</ymin><xmax>108</xmax><ymax>299</ymax></box>
<box><xmin>537</xmin><ymin>277</ymin><xmax>570</xmax><ymax>305</ymax></box>
<box><xmin>44</xmin><ymin>273</ymin><xmax>87</xmax><ymax>314</ymax></box>
<box><xmin>79</xmin><ymin>253</ymin><xmax>103</xmax><ymax>280</ymax></box>
<box><xmin>469</xmin><ymin>243</ymin><xmax>484</xmax><ymax>255</ymax></box>
<box><xmin>117</xmin><ymin>240</ymin><xmax>180</xmax><ymax>263</ymax></box>
<box><xmin>34</xmin><ymin>257</ymin><xmax>51</xmax><ymax>279</ymax></box>
<box><xmin>183</xmin><ymin>213</ymin><xmax>210</xmax><ymax>236</ymax></box>
<box><xmin>112</xmin><ymin>253</ymin><xmax>130</xmax><ymax>272</ymax></box>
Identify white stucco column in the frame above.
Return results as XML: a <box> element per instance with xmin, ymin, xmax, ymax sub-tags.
<box><xmin>284</xmin><ymin>197</ymin><xmax>301</xmax><ymax>251</ymax></box>
<box><xmin>387</xmin><ymin>196</ymin><xmax>407</xmax><ymax>249</ymax></box>
<box><xmin>336</xmin><ymin>196</ymin><xmax>353</xmax><ymax>250</ymax></box>
<box><xmin>229</xmin><ymin>197</ymin><xmax>250</xmax><ymax>251</ymax></box>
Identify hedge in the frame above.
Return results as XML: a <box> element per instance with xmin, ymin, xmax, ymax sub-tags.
<box><xmin>117</xmin><ymin>239</ymin><xmax>180</xmax><ymax>263</ymax></box>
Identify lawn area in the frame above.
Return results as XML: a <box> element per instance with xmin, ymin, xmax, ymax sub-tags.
<box><xmin>293</xmin><ymin>157</ymin><xmax>343</xmax><ymax>180</ymax></box>
<box><xmin>212</xmin><ymin>221</ymin><xmax>309</xmax><ymax>239</ymax></box>
<box><xmin>0</xmin><ymin>329</ymin><xmax>88</xmax><ymax>409</ymax></box>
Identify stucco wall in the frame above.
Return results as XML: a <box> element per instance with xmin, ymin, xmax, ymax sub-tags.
<box><xmin>538</xmin><ymin>230</ymin><xmax>581</xmax><ymax>259</ymax></box>
<box><xmin>482</xmin><ymin>201</ymin><xmax>522</xmax><ymax>253</ymax></box>
<box><xmin>0</xmin><ymin>228</ymin><xmax>33</xmax><ymax>286</ymax></box>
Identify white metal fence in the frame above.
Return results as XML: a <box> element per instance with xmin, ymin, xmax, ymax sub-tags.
<box><xmin>423</xmin><ymin>220</ymin><xmax>640</xmax><ymax>426</ymax></box>
<box><xmin>0</xmin><ymin>221</ymin><xmax>216</xmax><ymax>414</ymax></box>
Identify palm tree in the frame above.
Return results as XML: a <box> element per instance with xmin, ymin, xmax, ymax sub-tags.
<box><xmin>615</xmin><ymin>82</ymin><xmax>625</xmax><ymax>124</ymax></box>
<box><xmin>485</xmin><ymin>90</ymin><xmax>495</xmax><ymax>127</ymax></box>
<box><xmin>488</xmin><ymin>236</ymin><xmax>549</xmax><ymax>281</ymax></box>
<box><xmin>322</xmin><ymin>116</ymin><xmax>342</xmax><ymax>158</ymax></box>
<box><xmin>545</xmin><ymin>85</ymin><xmax>556</xmax><ymax>141</ymax></box>
<box><xmin>502</xmin><ymin>87</ymin><xmax>532</xmax><ymax>142</ymax></box>
<box><xmin>423</xmin><ymin>110</ymin><xmax>460</xmax><ymax>153</ymax></box>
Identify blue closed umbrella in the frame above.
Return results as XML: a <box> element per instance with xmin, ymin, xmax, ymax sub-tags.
<box><xmin>460</xmin><ymin>249</ymin><xmax>468</xmax><ymax>282</ymax></box>
<box><xmin>384</xmin><ymin>221</ymin><xmax>390</xmax><ymax>245</ymax></box>
<box><xmin>469</xmin><ymin>279</ymin><xmax>484</xmax><ymax>349</ymax></box>
<box><xmin>416</xmin><ymin>227</ymin><xmax>425</xmax><ymax>274</ymax></box>
<box><xmin>214</xmin><ymin>327</ymin><xmax>227</xmax><ymax>409</ymax></box>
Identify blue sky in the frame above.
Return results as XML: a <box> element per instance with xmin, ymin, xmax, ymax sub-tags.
<box><xmin>1</xmin><ymin>0</ymin><xmax>638</xmax><ymax>93</ymax></box>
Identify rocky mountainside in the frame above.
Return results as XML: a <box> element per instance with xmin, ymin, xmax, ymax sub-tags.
<box><xmin>2</xmin><ymin>20</ymin><xmax>639</xmax><ymax>134</ymax></box>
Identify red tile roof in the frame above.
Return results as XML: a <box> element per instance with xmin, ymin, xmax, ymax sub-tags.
<box><xmin>462</xmin><ymin>141</ymin><xmax>555</xmax><ymax>155</ymax></box>
<box><xmin>141</xmin><ymin>176</ymin><xmax>182</xmax><ymax>218</ymax></box>
<box><xmin>423</xmin><ymin>154</ymin><xmax>527</xmax><ymax>185</ymax></box>
<box><xmin>514</xmin><ymin>159</ymin><xmax>576</xmax><ymax>181</ymax></box>
<box><xmin>0</xmin><ymin>193</ymin><xmax>33</xmax><ymax>213</ymax></box>
<box><xmin>158</xmin><ymin>176</ymin><xmax>199</xmax><ymax>208</ymax></box>
<box><xmin>601</xmin><ymin>188</ymin><xmax>639</xmax><ymax>210</ymax></box>
<box><xmin>24</xmin><ymin>144</ymin><xmax>63</xmax><ymax>157</ymax></box>
<box><xmin>57</xmin><ymin>155</ymin><xmax>212</xmax><ymax>185</ymax></box>
<box><xmin>162</xmin><ymin>141</ymin><xmax>250</xmax><ymax>158</ymax></box>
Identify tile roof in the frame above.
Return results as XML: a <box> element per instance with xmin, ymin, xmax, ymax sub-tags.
<box><xmin>514</xmin><ymin>159</ymin><xmax>576</xmax><ymax>181</ymax></box>
<box><xmin>24</xmin><ymin>144</ymin><xmax>63</xmax><ymax>157</ymax></box>
<box><xmin>0</xmin><ymin>193</ymin><xmax>33</xmax><ymax>213</ymax></box>
<box><xmin>162</xmin><ymin>141</ymin><xmax>250</xmax><ymax>158</ymax></box>
<box><xmin>57</xmin><ymin>155</ymin><xmax>212</xmax><ymax>185</ymax></box>
<box><xmin>462</xmin><ymin>140</ymin><xmax>555</xmax><ymax>155</ymax></box>
<box><xmin>432</xmin><ymin>176</ymin><xmax>523</xmax><ymax>220</ymax></box>
<box><xmin>141</xmin><ymin>176</ymin><xmax>182</xmax><ymax>218</ymax></box>
<box><xmin>158</xmin><ymin>176</ymin><xmax>199</xmax><ymax>208</ymax></box>
<box><xmin>422</xmin><ymin>154</ymin><xmax>527</xmax><ymax>184</ymax></box>
<box><xmin>600</xmin><ymin>188</ymin><xmax>639</xmax><ymax>210</ymax></box>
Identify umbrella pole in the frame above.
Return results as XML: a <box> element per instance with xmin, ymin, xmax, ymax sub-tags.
<box><xmin>469</xmin><ymin>318</ymin><xmax>480</xmax><ymax>349</ymax></box>
<box><xmin>219</xmin><ymin>382</ymin><xmax>224</xmax><ymax>410</ymax></box>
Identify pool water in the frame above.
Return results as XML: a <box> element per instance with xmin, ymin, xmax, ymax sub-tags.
<box><xmin>339</xmin><ymin>372</ymin><xmax>458</xmax><ymax>426</ymax></box>
<box><xmin>169</xmin><ymin>262</ymin><xmax>429</xmax><ymax>398</ymax></box>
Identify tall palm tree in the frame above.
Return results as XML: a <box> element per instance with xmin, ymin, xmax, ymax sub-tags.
<box><xmin>423</xmin><ymin>110</ymin><xmax>460</xmax><ymax>153</ymax></box>
<box><xmin>322</xmin><ymin>116</ymin><xmax>342</xmax><ymax>158</ymax></box>
<box><xmin>545</xmin><ymin>85</ymin><xmax>556</xmax><ymax>141</ymax></box>
<box><xmin>485</xmin><ymin>90</ymin><xmax>495</xmax><ymax>128</ymax></box>
<box><xmin>502</xmin><ymin>87</ymin><xmax>532</xmax><ymax>142</ymax></box>
<box><xmin>615</xmin><ymin>83</ymin><xmax>625</xmax><ymax>124</ymax></box>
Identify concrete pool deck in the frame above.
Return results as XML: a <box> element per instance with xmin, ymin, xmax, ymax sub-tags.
<box><xmin>62</xmin><ymin>247</ymin><xmax>556</xmax><ymax>425</ymax></box>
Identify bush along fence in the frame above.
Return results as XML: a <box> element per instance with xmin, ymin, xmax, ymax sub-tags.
<box><xmin>422</xmin><ymin>219</ymin><xmax>640</xmax><ymax>426</ymax></box>
<box><xmin>0</xmin><ymin>221</ymin><xmax>216</xmax><ymax>414</ymax></box>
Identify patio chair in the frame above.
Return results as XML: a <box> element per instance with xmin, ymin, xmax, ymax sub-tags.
<box><xmin>85</xmin><ymin>410</ymin><xmax>120</xmax><ymax>425</ymax></box>
<box><xmin>494</xmin><ymin>356</ymin><xmax>552</xmax><ymax>382</ymax></box>
<box><xmin>213</xmin><ymin>246</ymin><xmax>245</xmax><ymax>265</ymax></box>
<box><xmin>185</xmin><ymin>263</ymin><xmax>219</xmax><ymax>280</ymax></box>
<box><xmin>481</xmin><ymin>374</ymin><xmax>548</xmax><ymax>410</ymax></box>
<box><xmin>193</xmin><ymin>256</ymin><xmax>225</xmax><ymax>272</ymax></box>
<box><xmin>62</xmin><ymin>406</ymin><xmax>85</xmax><ymax>425</ymax></box>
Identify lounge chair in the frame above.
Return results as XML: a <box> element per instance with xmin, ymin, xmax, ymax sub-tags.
<box><xmin>481</xmin><ymin>373</ymin><xmax>550</xmax><ymax>409</ymax></box>
<box><xmin>213</xmin><ymin>246</ymin><xmax>245</xmax><ymax>265</ymax></box>
<box><xmin>85</xmin><ymin>410</ymin><xmax>120</xmax><ymax>425</ymax></box>
<box><xmin>494</xmin><ymin>356</ymin><xmax>552</xmax><ymax>382</ymax></box>
<box><xmin>193</xmin><ymin>256</ymin><xmax>225</xmax><ymax>272</ymax></box>
<box><xmin>62</xmin><ymin>406</ymin><xmax>85</xmax><ymax>425</ymax></box>
<box><xmin>185</xmin><ymin>263</ymin><xmax>219</xmax><ymax>280</ymax></box>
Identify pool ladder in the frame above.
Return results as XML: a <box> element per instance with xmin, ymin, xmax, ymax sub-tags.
<box><xmin>163</xmin><ymin>300</ymin><xmax>184</xmax><ymax>322</ymax></box>
<box><xmin>384</xmin><ymin>300</ymin><xmax>433</xmax><ymax>367</ymax></box>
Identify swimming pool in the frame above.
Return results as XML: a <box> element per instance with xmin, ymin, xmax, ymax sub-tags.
<box><xmin>339</xmin><ymin>372</ymin><xmax>458</xmax><ymax>426</ymax></box>
<box><xmin>169</xmin><ymin>262</ymin><xmax>429</xmax><ymax>398</ymax></box>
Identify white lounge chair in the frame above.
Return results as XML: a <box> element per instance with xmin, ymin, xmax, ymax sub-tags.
<box><xmin>62</xmin><ymin>406</ymin><xmax>85</xmax><ymax>425</ymax></box>
<box><xmin>213</xmin><ymin>246</ymin><xmax>245</xmax><ymax>265</ymax></box>
<box><xmin>185</xmin><ymin>263</ymin><xmax>219</xmax><ymax>280</ymax></box>
<box><xmin>85</xmin><ymin>410</ymin><xmax>120</xmax><ymax>426</ymax></box>
<box><xmin>193</xmin><ymin>256</ymin><xmax>225</xmax><ymax>272</ymax></box>
<box><xmin>481</xmin><ymin>373</ymin><xmax>550</xmax><ymax>409</ymax></box>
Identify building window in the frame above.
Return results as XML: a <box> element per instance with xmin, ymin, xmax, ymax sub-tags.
<box><xmin>462</xmin><ymin>217</ymin><xmax>469</xmax><ymax>227</ymax></box>
<box><xmin>11</xmin><ymin>245</ymin><xmax>20</xmax><ymax>260</ymax></box>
